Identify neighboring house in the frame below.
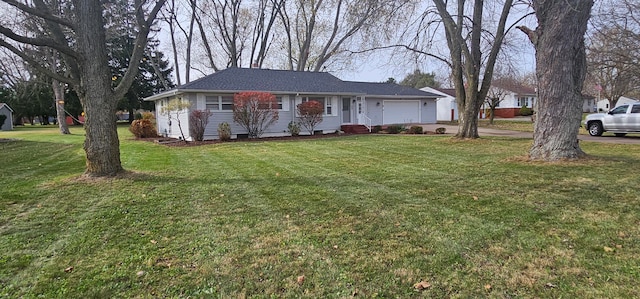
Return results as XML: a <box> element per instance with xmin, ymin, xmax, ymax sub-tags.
<box><xmin>596</xmin><ymin>96</ymin><xmax>639</xmax><ymax>112</ymax></box>
<box><xmin>582</xmin><ymin>94</ymin><xmax>596</xmax><ymax>113</ymax></box>
<box><xmin>489</xmin><ymin>80</ymin><xmax>537</xmax><ymax>118</ymax></box>
<box><xmin>421</xmin><ymin>87</ymin><xmax>457</xmax><ymax>122</ymax></box>
<box><xmin>0</xmin><ymin>103</ymin><xmax>13</xmax><ymax>131</ymax></box>
<box><xmin>144</xmin><ymin>68</ymin><xmax>438</xmax><ymax>140</ymax></box>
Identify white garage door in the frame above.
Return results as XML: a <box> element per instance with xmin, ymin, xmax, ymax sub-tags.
<box><xmin>383</xmin><ymin>100</ymin><xmax>421</xmax><ymax>124</ymax></box>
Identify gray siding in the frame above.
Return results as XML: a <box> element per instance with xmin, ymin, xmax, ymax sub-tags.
<box><xmin>365</xmin><ymin>98</ymin><xmax>384</xmax><ymax>126</ymax></box>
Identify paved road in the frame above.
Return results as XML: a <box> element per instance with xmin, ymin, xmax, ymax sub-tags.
<box><xmin>420</xmin><ymin>124</ymin><xmax>640</xmax><ymax>145</ymax></box>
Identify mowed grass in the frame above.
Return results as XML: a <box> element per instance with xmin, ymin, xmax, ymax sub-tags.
<box><xmin>1</xmin><ymin>126</ymin><xmax>640</xmax><ymax>298</ymax></box>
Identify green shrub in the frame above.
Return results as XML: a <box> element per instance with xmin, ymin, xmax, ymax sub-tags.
<box><xmin>288</xmin><ymin>121</ymin><xmax>300</xmax><ymax>136</ymax></box>
<box><xmin>134</xmin><ymin>112</ymin><xmax>143</xmax><ymax>120</ymax></box>
<box><xmin>372</xmin><ymin>125</ymin><xmax>382</xmax><ymax>133</ymax></box>
<box><xmin>435</xmin><ymin>127</ymin><xmax>446</xmax><ymax>134</ymax></box>
<box><xmin>519</xmin><ymin>106</ymin><xmax>533</xmax><ymax>116</ymax></box>
<box><xmin>129</xmin><ymin>119</ymin><xmax>158</xmax><ymax>138</ymax></box>
<box><xmin>218</xmin><ymin>122</ymin><xmax>231</xmax><ymax>141</ymax></box>
<box><xmin>408</xmin><ymin>126</ymin><xmax>423</xmax><ymax>134</ymax></box>
<box><xmin>386</xmin><ymin>124</ymin><xmax>405</xmax><ymax>134</ymax></box>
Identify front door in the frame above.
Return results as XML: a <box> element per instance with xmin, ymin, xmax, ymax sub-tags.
<box><xmin>342</xmin><ymin>98</ymin><xmax>351</xmax><ymax>123</ymax></box>
<box><xmin>356</xmin><ymin>97</ymin><xmax>366</xmax><ymax>125</ymax></box>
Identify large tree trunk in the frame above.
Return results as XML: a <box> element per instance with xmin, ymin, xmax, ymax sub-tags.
<box><xmin>456</xmin><ymin>98</ymin><xmax>480</xmax><ymax>138</ymax></box>
<box><xmin>77</xmin><ymin>0</ymin><xmax>123</xmax><ymax>176</ymax></box>
<box><xmin>523</xmin><ymin>0</ymin><xmax>593</xmax><ymax>161</ymax></box>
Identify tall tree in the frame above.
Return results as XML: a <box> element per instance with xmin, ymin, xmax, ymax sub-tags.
<box><xmin>586</xmin><ymin>1</ymin><xmax>640</xmax><ymax>108</ymax></box>
<box><xmin>399</xmin><ymin>69</ymin><xmax>440</xmax><ymax>89</ymax></box>
<box><xmin>0</xmin><ymin>0</ymin><xmax>166</xmax><ymax>177</ymax></box>
<box><xmin>433</xmin><ymin>0</ymin><xmax>515</xmax><ymax>138</ymax></box>
<box><xmin>280</xmin><ymin>0</ymin><xmax>411</xmax><ymax>72</ymax></box>
<box><xmin>518</xmin><ymin>0</ymin><xmax>593</xmax><ymax>160</ymax></box>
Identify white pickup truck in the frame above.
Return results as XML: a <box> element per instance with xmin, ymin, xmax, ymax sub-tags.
<box><xmin>584</xmin><ymin>103</ymin><xmax>640</xmax><ymax>136</ymax></box>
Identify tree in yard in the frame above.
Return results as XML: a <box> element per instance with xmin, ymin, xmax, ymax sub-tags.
<box><xmin>485</xmin><ymin>87</ymin><xmax>508</xmax><ymax>125</ymax></box>
<box><xmin>518</xmin><ymin>0</ymin><xmax>593</xmax><ymax>160</ymax></box>
<box><xmin>189</xmin><ymin>109</ymin><xmax>213</xmax><ymax>141</ymax></box>
<box><xmin>0</xmin><ymin>0</ymin><xmax>166</xmax><ymax>177</ymax></box>
<box><xmin>296</xmin><ymin>100</ymin><xmax>323</xmax><ymax>135</ymax></box>
<box><xmin>399</xmin><ymin>69</ymin><xmax>440</xmax><ymax>89</ymax></box>
<box><xmin>432</xmin><ymin>0</ymin><xmax>516</xmax><ymax>138</ymax></box>
<box><xmin>232</xmin><ymin>91</ymin><xmax>279</xmax><ymax>138</ymax></box>
<box><xmin>161</xmin><ymin>98</ymin><xmax>191</xmax><ymax>142</ymax></box>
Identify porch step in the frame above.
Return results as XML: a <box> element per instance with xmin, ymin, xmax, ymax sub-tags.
<box><xmin>341</xmin><ymin>125</ymin><xmax>370</xmax><ymax>134</ymax></box>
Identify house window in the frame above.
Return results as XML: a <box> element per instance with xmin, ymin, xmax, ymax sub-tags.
<box><xmin>204</xmin><ymin>95</ymin><xmax>234</xmax><ymax>111</ymax></box>
<box><xmin>302</xmin><ymin>96</ymin><xmax>327</xmax><ymax>115</ymax></box>
<box><xmin>517</xmin><ymin>97</ymin><xmax>529</xmax><ymax>107</ymax></box>
<box><xmin>326</xmin><ymin>99</ymin><xmax>332</xmax><ymax>115</ymax></box>
<box><xmin>274</xmin><ymin>96</ymin><xmax>283</xmax><ymax>110</ymax></box>
<box><xmin>205</xmin><ymin>96</ymin><xmax>220</xmax><ymax>110</ymax></box>
<box><xmin>221</xmin><ymin>96</ymin><xmax>234</xmax><ymax>110</ymax></box>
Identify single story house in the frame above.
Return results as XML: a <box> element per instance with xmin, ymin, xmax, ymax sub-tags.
<box><xmin>489</xmin><ymin>80</ymin><xmax>537</xmax><ymax>118</ymax></box>
<box><xmin>144</xmin><ymin>68</ymin><xmax>438</xmax><ymax>140</ymax></box>
<box><xmin>0</xmin><ymin>103</ymin><xmax>13</xmax><ymax>131</ymax></box>
<box><xmin>421</xmin><ymin>87</ymin><xmax>457</xmax><ymax>121</ymax></box>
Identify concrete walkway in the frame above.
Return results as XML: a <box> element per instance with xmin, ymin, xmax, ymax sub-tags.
<box><xmin>420</xmin><ymin>124</ymin><xmax>640</xmax><ymax>145</ymax></box>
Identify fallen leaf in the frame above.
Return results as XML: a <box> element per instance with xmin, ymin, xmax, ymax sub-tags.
<box><xmin>137</xmin><ymin>271</ymin><xmax>146</xmax><ymax>277</ymax></box>
<box><xmin>352</xmin><ymin>288</ymin><xmax>359</xmax><ymax>296</ymax></box>
<box><xmin>473</xmin><ymin>196</ymin><xmax>479</xmax><ymax>201</ymax></box>
<box><xmin>604</xmin><ymin>246</ymin><xmax>614</xmax><ymax>252</ymax></box>
<box><xmin>297</xmin><ymin>275</ymin><xmax>305</xmax><ymax>285</ymax></box>
<box><xmin>64</xmin><ymin>266</ymin><xmax>74</xmax><ymax>273</ymax></box>
<box><xmin>616</xmin><ymin>244</ymin><xmax>623</xmax><ymax>249</ymax></box>
<box><xmin>276</xmin><ymin>172</ymin><xmax>280</xmax><ymax>177</ymax></box>
<box><xmin>150</xmin><ymin>239</ymin><xmax>157</xmax><ymax>244</ymax></box>
<box><xmin>333</xmin><ymin>245</ymin><xmax>338</xmax><ymax>249</ymax></box>
<box><xmin>545</xmin><ymin>282</ymin><xmax>557</xmax><ymax>288</ymax></box>
<box><xmin>413</xmin><ymin>281</ymin><xmax>431</xmax><ymax>290</ymax></box>
<box><xmin>484</xmin><ymin>284</ymin><xmax>492</xmax><ymax>291</ymax></box>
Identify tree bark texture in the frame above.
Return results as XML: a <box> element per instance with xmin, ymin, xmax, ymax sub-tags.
<box><xmin>527</xmin><ymin>0</ymin><xmax>593</xmax><ymax>160</ymax></box>
<box><xmin>76</xmin><ymin>0</ymin><xmax>123</xmax><ymax>176</ymax></box>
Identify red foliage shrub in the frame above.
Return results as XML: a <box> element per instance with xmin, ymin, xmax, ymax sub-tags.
<box><xmin>232</xmin><ymin>92</ymin><xmax>279</xmax><ymax>138</ymax></box>
<box><xmin>297</xmin><ymin>100</ymin><xmax>324</xmax><ymax>135</ymax></box>
<box><xmin>189</xmin><ymin>109</ymin><xmax>213</xmax><ymax>141</ymax></box>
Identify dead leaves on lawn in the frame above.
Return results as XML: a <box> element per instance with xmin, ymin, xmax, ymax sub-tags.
<box><xmin>413</xmin><ymin>280</ymin><xmax>431</xmax><ymax>290</ymax></box>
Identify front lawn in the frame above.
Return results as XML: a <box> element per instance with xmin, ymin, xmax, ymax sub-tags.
<box><xmin>1</xmin><ymin>126</ymin><xmax>639</xmax><ymax>298</ymax></box>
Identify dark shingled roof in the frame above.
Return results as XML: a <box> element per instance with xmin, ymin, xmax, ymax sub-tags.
<box><xmin>166</xmin><ymin>68</ymin><xmax>439</xmax><ymax>97</ymax></box>
<box><xmin>178</xmin><ymin>67</ymin><xmax>354</xmax><ymax>93</ymax></box>
<box><xmin>344</xmin><ymin>81</ymin><xmax>438</xmax><ymax>97</ymax></box>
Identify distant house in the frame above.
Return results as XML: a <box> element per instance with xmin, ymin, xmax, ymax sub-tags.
<box><xmin>596</xmin><ymin>96</ymin><xmax>639</xmax><ymax>112</ymax></box>
<box><xmin>489</xmin><ymin>80</ymin><xmax>537</xmax><ymax>118</ymax></box>
<box><xmin>144</xmin><ymin>68</ymin><xmax>438</xmax><ymax>140</ymax></box>
<box><xmin>582</xmin><ymin>95</ymin><xmax>597</xmax><ymax>113</ymax></box>
<box><xmin>0</xmin><ymin>103</ymin><xmax>13</xmax><ymax>131</ymax></box>
<box><xmin>421</xmin><ymin>87</ymin><xmax>457</xmax><ymax>121</ymax></box>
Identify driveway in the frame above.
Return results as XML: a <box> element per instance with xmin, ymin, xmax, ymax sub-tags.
<box><xmin>420</xmin><ymin>124</ymin><xmax>640</xmax><ymax>145</ymax></box>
